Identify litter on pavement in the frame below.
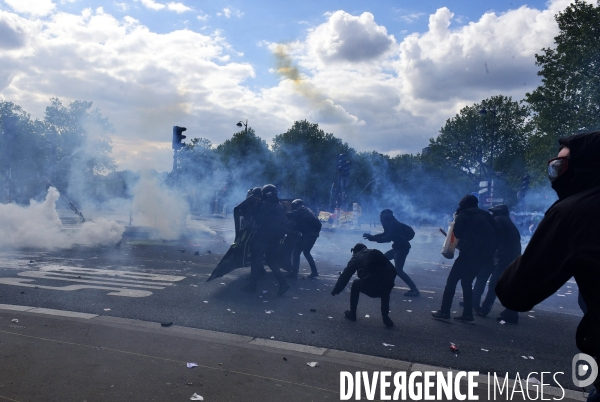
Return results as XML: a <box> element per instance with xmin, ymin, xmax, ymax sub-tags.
<box><xmin>481</xmin><ymin>348</ymin><xmax>489</xmax><ymax>352</ymax></box>
<box><xmin>11</xmin><ymin>319</ymin><xmax>18</xmax><ymax>323</ymax></box>
<box><xmin>307</xmin><ymin>362</ymin><xmax>319</xmax><ymax>368</ymax></box>
<box><xmin>450</xmin><ymin>343</ymin><xmax>459</xmax><ymax>354</ymax></box>
<box><xmin>265</xmin><ymin>310</ymin><xmax>274</xmax><ymax>314</ymax></box>
<box><xmin>187</xmin><ymin>363</ymin><xmax>198</xmax><ymax>368</ymax></box>
<box><xmin>190</xmin><ymin>393</ymin><xmax>204</xmax><ymax>401</ymax></box>
<box><xmin>365</xmin><ymin>315</ymin><xmax>370</xmax><ymax>318</ymax></box>
<box><xmin>499</xmin><ymin>320</ymin><xmax>506</xmax><ymax>325</ymax></box>
<box><xmin>104</xmin><ymin>308</ymin><xmax>110</xmax><ymax>311</ymax></box>
<box><xmin>203</xmin><ymin>301</ymin><xmax>208</xmax><ymax>304</ymax></box>
<box><xmin>383</xmin><ymin>343</ymin><xmax>395</xmax><ymax>347</ymax></box>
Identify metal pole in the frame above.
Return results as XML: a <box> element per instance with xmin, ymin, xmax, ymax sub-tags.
<box><xmin>173</xmin><ymin>149</ymin><xmax>177</xmax><ymax>172</ymax></box>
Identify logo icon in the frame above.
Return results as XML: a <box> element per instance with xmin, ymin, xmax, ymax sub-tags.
<box><xmin>572</xmin><ymin>353</ymin><xmax>598</xmax><ymax>387</ymax></box>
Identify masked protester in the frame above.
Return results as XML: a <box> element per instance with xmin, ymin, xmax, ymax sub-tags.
<box><xmin>286</xmin><ymin>199</ymin><xmax>322</xmax><ymax>279</ymax></box>
<box><xmin>432</xmin><ymin>195</ymin><xmax>498</xmax><ymax>324</ymax></box>
<box><xmin>496</xmin><ymin>131</ymin><xmax>600</xmax><ymax>401</ymax></box>
<box><xmin>241</xmin><ymin>184</ymin><xmax>290</xmax><ymax>296</ymax></box>
<box><xmin>470</xmin><ymin>204</ymin><xmax>521</xmax><ymax>323</ymax></box>
<box><xmin>331</xmin><ymin>243</ymin><xmax>396</xmax><ymax>328</ymax></box>
<box><xmin>363</xmin><ymin>209</ymin><xmax>420</xmax><ymax>297</ymax></box>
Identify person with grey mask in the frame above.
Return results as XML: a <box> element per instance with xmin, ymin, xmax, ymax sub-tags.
<box><xmin>497</xmin><ymin>131</ymin><xmax>600</xmax><ymax>401</ymax></box>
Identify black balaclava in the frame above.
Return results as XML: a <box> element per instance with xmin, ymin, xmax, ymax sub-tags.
<box><xmin>457</xmin><ymin>194</ymin><xmax>478</xmax><ymax>213</ymax></box>
<box><xmin>351</xmin><ymin>243</ymin><xmax>367</xmax><ymax>254</ymax></box>
<box><xmin>379</xmin><ymin>209</ymin><xmax>394</xmax><ymax>225</ymax></box>
<box><xmin>553</xmin><ymin>131</ymin><xmax>600</xmax><ymax>200</ymax></box>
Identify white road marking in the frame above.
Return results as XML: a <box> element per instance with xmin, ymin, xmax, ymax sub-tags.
<box><xmin>0</xmin><ymin>265</ymin><xmax>185</xmax><ymax>297</ymax></box>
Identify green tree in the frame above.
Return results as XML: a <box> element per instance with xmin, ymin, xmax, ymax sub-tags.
<box><xmin>525</xmin><ymin>0</ymin><xmax>600</xmax><ymax>177</ymax></box>
<box><xmin>428</xmin><ymin>95</ymin><xmax>530</xmax><ymax>204</ymax></box>
<box><xmin>272</xmin><ymin>120</ymin><xmax>351</xmax><ymax>207</ymax></box>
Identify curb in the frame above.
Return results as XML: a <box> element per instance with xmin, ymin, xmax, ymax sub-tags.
<box><xmin>0</xmin><ymin>303</ymin><xmax>588</xmax><ymax>401</ymax></box>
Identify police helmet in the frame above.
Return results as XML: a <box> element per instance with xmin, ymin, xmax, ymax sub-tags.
<box><xmin>261</xmin><ymin>184</ymin><xmax>278</xmax><ymax>199</ymax></box>
<box><xmin>291</xmin><ymin>199</ymin><xmax>304</xmax><ymax>210</ymax></box>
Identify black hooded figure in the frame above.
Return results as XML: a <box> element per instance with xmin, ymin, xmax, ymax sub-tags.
<box><xmin>497</xmin><ymin>131</ymin><xmax>600</xmax><ymax>400</ymax></box>
<box><xmin>472</xmin><ymin>204</ymin><xmax>521</xmax><ymax>323</ymax></box>
<box><xmin>286</xmin><ymin>199</ymin><xmax>322</xmax><ymax>278</ymax></box>
<box><xmin>432</xmin><ymin>194</ymin><xmax>498</xmax><ymax>324</ymax></box>
<box><xmin>241</xmin><ymin>184</ymin><xmax>290</xmax><ymax>296</ymax></box>
<box><xmin>331</xmin><ymin>243</ymin><xmax>397</xmax><ymax>328</ymax></box>
<box><xmin>363</xmin><ymin>209</ymin><xmax>419</xmax><ymax>297</ymax></box>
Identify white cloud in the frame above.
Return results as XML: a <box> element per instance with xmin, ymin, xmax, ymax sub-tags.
<box><xmin>217</xmin><ymin>7</ymin><xmax>243</xmax><ymax>18</ymax></box>
<box><xmin>307</xmin><ymin>11</ymin><xmax>395</xmax><ymax>65</ymax></box>
<box><xmin>0</xmin><ymin>0</ymin><xmax>585</xmax><ymax>171</ymax></box>
<box><xmin>196</xmin><ymin>13</ymin><xmax>208</xmax><ymax>21</ymax></box>
<box><xmin>137</xmin><ymin>0</ymin><xmax>165</xmax><ymax>11</ymax></box>
<box><xmin>3</xmin><ymin>0</ymin><xmax>56</xmax><ymax>16</ymax></box>
<box><xmin>166</xmin><ymin>2</ymin><xmax>192</xmax><ymax>13</ymax></box>
<box><xmin>114</xmin><ymin>2</ymin><xmax>129</xmax><ymax>11</ymax></box>
<box><xmin>397</xmin><ymin>12</ymin><xmax>426</xmax><ymax>23</ymax></box>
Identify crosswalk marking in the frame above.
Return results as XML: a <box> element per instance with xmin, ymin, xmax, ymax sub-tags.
<box><xmin>0</xmin><ymin>265</ymin><xmax>186</xmax><ymax>298</ymax></box>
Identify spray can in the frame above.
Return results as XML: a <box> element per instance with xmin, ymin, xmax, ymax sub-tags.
<box><xmin>441</xmin><ymin>213</ymin><xmax>459</xmax><ymax>259</ymax></box>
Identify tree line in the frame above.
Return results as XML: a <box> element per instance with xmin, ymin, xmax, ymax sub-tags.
<box><xmin>0</xmin><ymin>1</ymin><xmax>598</xmax><ymax>219</ymax></box>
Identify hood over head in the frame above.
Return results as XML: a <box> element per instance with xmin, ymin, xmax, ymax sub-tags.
<box><xmin>554</xmin><ymin>130</ymin><xmax>600</xmax><ymax>199</ymax></box>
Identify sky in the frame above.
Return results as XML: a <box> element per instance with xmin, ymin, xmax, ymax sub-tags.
<box><xmin>0</xmin><ymin>0</ymin><xmax>585</xmax><ymax>172</ymax></box>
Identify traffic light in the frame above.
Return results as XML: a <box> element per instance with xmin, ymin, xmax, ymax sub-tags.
<box><xmin>172</xmin><ymin>126</ymin><xmax>187</xmax><ymax>150</ymax></box>
<box><xmin>521</xmin><ymin>174</ymin><xmax>530</xmax><ymax>192</ymax></box>
<box><xmin>337</xmin><ymin>153</ymin><xmax>346</xmax><ymax>171</ymax></box>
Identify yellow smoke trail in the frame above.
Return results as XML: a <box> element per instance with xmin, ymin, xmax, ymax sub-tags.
<box><xmin>273</xmin><ymin>44</ymin><xmax>321</xmax><ymax>102</ymax></box>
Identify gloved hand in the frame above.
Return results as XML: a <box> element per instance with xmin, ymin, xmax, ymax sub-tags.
<box><xmin>363</xmin><ymin>233</ymin><xmax>373</xmax><ymax>241</ymax></box>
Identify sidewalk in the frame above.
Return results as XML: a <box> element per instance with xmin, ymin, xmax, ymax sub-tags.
<box><xmin>0</xmin><ymin>304</ymin><xmax>588</xmax><ymax>402</ymax></box>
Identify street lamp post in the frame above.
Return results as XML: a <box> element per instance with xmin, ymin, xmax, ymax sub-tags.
<box><xmin>236</xmin><ymin>120</ymin><xmax>248</xmax><ymax>135</ymax></box>
<box><xmin>479</xmin><ymin>107</ymin><xmax>497</xmax><ymax>207</ymax></box>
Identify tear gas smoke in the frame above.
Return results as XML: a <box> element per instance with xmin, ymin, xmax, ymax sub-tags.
<box><xmin>0</xmin><ymin>187</ymin><xmax>124</xmax><ymax>249</ymax></box>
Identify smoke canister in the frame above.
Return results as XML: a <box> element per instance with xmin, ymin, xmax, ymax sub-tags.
<box><xmin>441</xmin><ymin>214</ymin><xmax>459</xmax><ymax>259</ymax></box>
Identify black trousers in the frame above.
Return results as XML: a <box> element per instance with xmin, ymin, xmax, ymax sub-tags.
<box><xmin>384</xmin><ymin>248</ymin><xmax>417</xmax><ymax>291</ymax></box>
<box><xmin>349</xmin><ymin>279</ymin><xmax>391</xmax><ymax>318</ymax></box>
<box><xmin>481</xmin><ymin>256</ymin><xmax>518</xmax><ymax>316</ymax></box>
<box><xmin>292</xmin><ymin>235</ymin><xmax>318</xmax><ymax>274</ymax></box>
<box><xmin>440</xmin><ymin>251</ymin><xmax>493</xmax><ymax>317</ymax></box>
<box><xmin>249</xmin><ymin>235</ymin><xmax>286</xmax><ymax>285</ymax></box>
<box><xmin>472</xmin><ymin>263</ymin><xmax>496</xmax><ymax>308</ymax></box>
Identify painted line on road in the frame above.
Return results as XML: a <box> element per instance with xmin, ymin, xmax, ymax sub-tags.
<box><xmin>0</xmin><ymin>303</ymin><xmax>587</xmax><ymax>401</ymax></box>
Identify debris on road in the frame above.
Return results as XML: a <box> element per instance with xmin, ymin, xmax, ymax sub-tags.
<box><xmin>383</xmin><ymin>343</ymin><xmax>395</xmax><ymax>347</ymax></box>
<box><xmin>161</xmin><ymin>322</ymin><xmax>173</xmax><ymax>327</ymax></box>
<box><xmin>307</xmin><ymin>362</ymin><xmax>319</xmax><ymax>368</ymax></box>
<box><xmin>265</xmin><ymin>310</ymin><xmax>274</xmax><ymax>314</ymax></box>
<box><xmin>190</xmin><ymin>393</ymin><xmax>204</xmax><ymax>401</ymax></box>
<box><xmin>298</xmin><ymin>313</ymin><xmax>303</xmax><ymax>316</ymax></box>
<box><xmin>328</xmin><ymin>316</ymin><xmax>333</xmax><ymax>319</ymax></box>
<box><xmin>450</xmin><ymin>343</ymin><xmax>459</xmax><ymax>354</ymax></box>
<box><xmin>104</xmin><ymin>308</ymin><xmax>111</xmax><ymax>311</ymax></box>
<box><xmin>187</xmin><ymin>363</ymin><xmax>198</xmax><ymax>368</ymax></box>
<box><xmin>406</xmin><ymin>310</ymin><xmax>413</xmax><ymax>313</ymax></box>
<box><xmin>481</xmin><ymin>348</ymin><xmax>489</xmax><ymax>352</ymax></box>
<box><xmin>528</xmin><ymin>315</ymin><xmax>535</xmax><ymax>318</ymax></box>
<box><xmin>499</xmin><ymin>320</ymin><xmax>506</xmax><ymax>325</ymax></box>
<box><xmin>203</xmin><ymin>301</ymin><xmax>208</xmax><ymax>304</ymax></box>
<box><xmin>11</xmin><ymin>319</ymin><xmax>18</xmax><ymax>323</ymax></box>
<box><xmin>283</xmin><ymin>357</ymin><xmax>287</xmax><ymax>361</ymax></box>
<box><xmin>365</xmin><ymin>315</ymin><xmax>370</xmax><ymax>318</ymax></box>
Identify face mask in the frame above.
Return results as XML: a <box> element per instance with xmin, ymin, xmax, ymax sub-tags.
<box><xmin>551</xmin><ymin>167</ymin><xmax>574</xmax><ymax>199</ymax></box>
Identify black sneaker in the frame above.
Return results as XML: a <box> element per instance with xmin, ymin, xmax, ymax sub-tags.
<box><xmin>404</xmin><ymin>290</ymin><xmax>420</xmax><ymax>297</ymax></box>
<box><xmin>344</xmin><ymin>310</ymin><xmax>357</xmax><ymax>321</ymax></box>
<box><xmin>474</xmin><ymin>306</ymin><xmax>489</xmax><ymax>318</ymax></box>
<box><xmin>382</xmin><ymin>316</ymin><xmax>394</xmax><ymax>328</ymax></box>
<box><xmin>431</xmin><ymin>311</ymin><xmax>451</xmax><ymax>322</ymax></box>
<box><xmin>277</xmin><ymin>282</ymin><xmax>290</xmax><ymax>296</ymax></box>
<box><xmin>454</xmin><ymin>315</ymin><xmax>475</xmax><ymax>324</ymax></box>
<box><xmin>308</xmin><ymin>272</ymin><xmax>319</xmax><ymax>278</ymax></box>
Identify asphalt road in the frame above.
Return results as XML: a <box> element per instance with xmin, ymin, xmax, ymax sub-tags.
<box><xmin>0</xmin><ymin>214</ymin><xmax>584</xmax><ymax>389</ymax></box>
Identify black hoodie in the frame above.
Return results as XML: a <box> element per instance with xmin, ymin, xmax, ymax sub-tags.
<box><xmin>497</xmin><ymin>130</ymin><xmax>600</xmax><ymax>357</ymax></box>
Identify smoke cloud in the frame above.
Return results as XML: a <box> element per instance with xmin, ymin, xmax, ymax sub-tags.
<box><xmin>0</xmin><ymin>187</ymin><xmax>124</xmax><ymax>249</ymax></box>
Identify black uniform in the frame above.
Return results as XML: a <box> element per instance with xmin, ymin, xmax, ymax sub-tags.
<box><xmin>332</xmin><ymin>244</ymin><xmax>396</xmax><ymax>327</ymax></box>
<box><xmin>473</xmin><ymin>205</ymin><xmax>521</xmax><ymax>320</ymax></box>
<box><xmin>244</xmin><ymin>195</ymin><xmax>289</xmax><ymax>294</ymax></box>
<box><xmin>364</xmin><ymin>211</ymin><xmax>418</xmax><ymax>293</ymax></box>
<box><xmin>286</xmin><ymin>206</ymin><xmax>322</xmax><ymax>276</ymax></box>
<box><xmin>497</xmin><ymin>131</ymin><xmax>600</xmax><ymax>369</ymax></box>
<box><xmin>436</xmin><ymin>195</ymin><xmax>498</xmax><ymax>319</ymax></box>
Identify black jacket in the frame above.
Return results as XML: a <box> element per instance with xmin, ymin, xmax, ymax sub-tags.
<box><xmin>454</xmin><ymin>207</ymin><xmax>498</xmax><ymax>257</ymax></box>
<box><xmin>286</xmin><ymin>206</ymin><xmax>322</xmax><ymax>237</ymax></box>
<box><xmin>332</xmin><ymin>249</ymin><xmax>396</xmax><ymax>295</ymax></box>
<box><xmin>497</xmin><ymin>130</ymin><xmax>600</xmax><ymax>357</ymax></box>
<box><xmin>494</xmin><ymin>214</ymin><xmax>521</xmax><ymax>263</ymax></box>
<box><xmin>254</xmin><ymin>198</ymin><xmax>287</xmax><ymax>240</ymax></box>
<box><xmin>371</xmin><ymin>216</ymin><xmax>415</xmax><ymax>251</ymax></box>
